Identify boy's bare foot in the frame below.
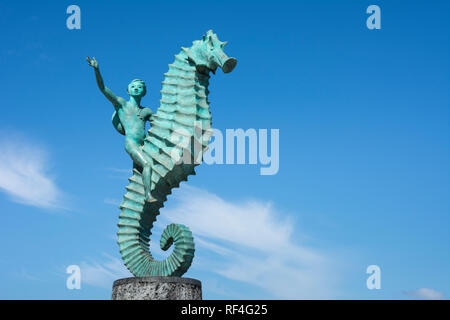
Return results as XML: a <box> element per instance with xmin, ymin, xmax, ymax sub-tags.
<box><xmin>145</xmin><ymin>192</ymin><xmax>158</xmax><ymax>203</ymax></box>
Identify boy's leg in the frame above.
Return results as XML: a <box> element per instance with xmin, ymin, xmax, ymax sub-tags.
<box><xmin>125</xmin><ymin>140</ymin><xmax>156</xmax><ymax>202</ymax></box>
<box><xmin>142</xmin><ymin>165</ymin><xmax>154</xmax><ymax>201</ymax></box>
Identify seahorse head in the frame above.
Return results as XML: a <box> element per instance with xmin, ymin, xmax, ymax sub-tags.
<box><xmin>183</xmin><ymin>30</ymin><xmax>237</xmax><ymax>75</ymax></box>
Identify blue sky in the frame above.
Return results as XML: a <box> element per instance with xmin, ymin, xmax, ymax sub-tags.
<box><xmin>0</xmin><ymin>0</ymin><xmax>448</xmax><ymax>299</ymax></box>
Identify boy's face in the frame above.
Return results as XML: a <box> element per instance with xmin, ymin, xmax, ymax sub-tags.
<box><xmin>128</xmin><ymin>81</ymin><xmax>146</xmax><ymax>97</ymax></box>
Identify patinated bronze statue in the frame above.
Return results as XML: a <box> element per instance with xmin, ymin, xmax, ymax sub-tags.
<box><xmin>88</xmin><ymin>30</ymin><xmax>237</xmax><ymax>277</ymax></box>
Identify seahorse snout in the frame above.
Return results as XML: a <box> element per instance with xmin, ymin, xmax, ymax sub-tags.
<box><xmin>222</xmin><ymin>57</ymin><xmax>237</xmax><ymax>73</ymax></box>
<box><xmin>217</xmin><ymin>51</ymin><xmax>237</xmax><ymax>73</ymax></box>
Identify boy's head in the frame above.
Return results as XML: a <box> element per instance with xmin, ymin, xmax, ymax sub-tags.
<box><xmin>127</xmin><ymin>79</ymin><xmax>146</xmax><ymax>97</ymax></box>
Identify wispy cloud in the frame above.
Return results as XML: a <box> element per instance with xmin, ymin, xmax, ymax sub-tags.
<box><xmin>80</xmin><ymin>253</ymin><xmax>132</xmax><ymax>289</ymax></box>
<box><xmin>13</xmin><ymin>267</ymin><xmax>44</xmax><ymax>282</ymax></box>
<box><xmin>106</xmin><ymin>167</ymin><xmax>132</xmax><ymax>180</ymax></box>
<box><xmin>0</xmin><ymin>134</ymin><xmax>66</xmax><ymax>209</ymax></box>
<box><xmin>404</xmin><ymin>288</ymin><xmax>445</xmax><ymax>300</ymax></box>
<box><xmin>80</xmin><ymin>186</ymin><xmax>339</xmax><ymax>298</ymax></box>
<box><xmin>159</xmin><ymin>185</ymin><xmax>339</xmax><ymax>299</ymax></box>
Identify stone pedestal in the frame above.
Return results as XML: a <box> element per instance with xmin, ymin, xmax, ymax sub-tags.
<box><xmin>111</xmin><ymin>276</ymin><xmax>202</xmax><ymax>300</ymax></box>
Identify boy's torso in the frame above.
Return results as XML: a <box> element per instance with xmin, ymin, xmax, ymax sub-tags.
<box><xmin>118</xmin><ymin>102</ymin><xmax>147</xmax><ymax>142</ymax></box>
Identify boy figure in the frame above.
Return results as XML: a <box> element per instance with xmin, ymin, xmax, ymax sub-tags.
<box><xmin>86</xmin><ymin>56</ymin><xmax>156</xmax><ymax>202</ymax></box>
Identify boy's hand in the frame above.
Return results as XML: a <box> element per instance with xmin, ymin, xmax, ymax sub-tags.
<box><xmin>86</xmin><ymin>56</ymin><xmax>99</xmax><ymax>69</ymax></box>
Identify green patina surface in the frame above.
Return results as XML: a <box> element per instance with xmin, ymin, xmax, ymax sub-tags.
<box><xmin>87</xmin><ymin>30</ymin><xmax>237</xmax><ymax>277</ymax></box>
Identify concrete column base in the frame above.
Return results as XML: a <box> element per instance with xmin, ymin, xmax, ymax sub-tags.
<box><xmin>111</xmin><ymin>276</ymin><xmax>202</xmax><ymax>300</ymax></box>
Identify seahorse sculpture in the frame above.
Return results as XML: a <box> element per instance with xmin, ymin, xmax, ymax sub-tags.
<box><xmin>116</xmin><ymin>30</ymin><xmax>237</xmax><ymax>277</ymax></box>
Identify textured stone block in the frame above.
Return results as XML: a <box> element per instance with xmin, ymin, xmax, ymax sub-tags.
<box><xmin>112</xmin><ymin>276</ymin><xmax>202</xmax><ymax>300</ymax></box>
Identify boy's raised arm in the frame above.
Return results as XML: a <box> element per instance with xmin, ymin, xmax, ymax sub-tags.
<box><xmin>86</xmin><ymin>56</ymin><xmax>124</xmax><ymax>109</ymax></box>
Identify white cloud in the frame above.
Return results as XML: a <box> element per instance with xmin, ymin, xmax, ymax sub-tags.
<box><xmin>80</xmin><ymin>253</ymin><xmax>132</xmax><ymax>289</ymax></box>
<box><xmin>80</xmin><ymin>186</ymin><xmax>339</xmax><ymax>298</ymax></box>
<box><xmin>404</xmin><ymin>288</ymin><xmax>445</xmax><ymax>300</ymax></box>
<box><xmin>158</xmin><ymin>185</ymin><xmax>338</xmax><ymax>299</ymax></box>
<box><xmin>0</xmin><ymin>135</ymin><xmax>65</xmax><ymax>209</ymax></box>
